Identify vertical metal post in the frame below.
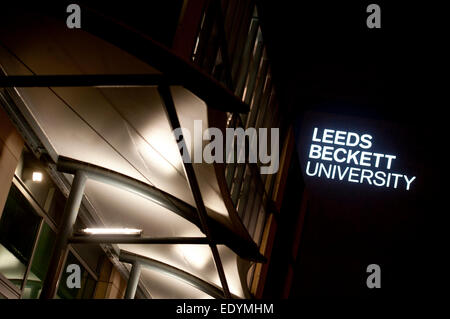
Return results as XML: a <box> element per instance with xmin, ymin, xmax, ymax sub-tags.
<box><xmin>158</xmin><ymin>84</ymin><xmax>232</xmax><ymax>298</ymax></box>
<box><xmin>124</xmin><ymin>262</ymin><xmax>142</xmax><ymax>299</ymax></box>
<box><xmin>40</xmin><ymin>170</ymin><xmax>87</xmax><ymax>299</ymax></box>
<box><xmin>20</xmin><ymin>218</ymin><xmax>44</xmax><ymax>297</ymax></box>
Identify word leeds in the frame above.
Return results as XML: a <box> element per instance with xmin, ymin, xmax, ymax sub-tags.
<box><xmin>305</xmin><ymin>128</ymin><xmax>416</xmax><ymax>190</ymax></box>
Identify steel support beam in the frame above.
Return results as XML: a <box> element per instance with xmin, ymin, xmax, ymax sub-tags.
<box><xmin>124</xmin><ymin>262</ymin><xmax>142</xmax><ymax>299</ymax></box>
<box><xmin>0</xmin><ymin>74</ymin><xmax>174</xmax><ymax>88</ymax></box>
<box><xmin>40</xmin><ymin>170</ymin><xmax>87</xmax><ymax>299</ymax></box>
<box><xmin>57</xmin><ymin>156</ymin><xmax>199</xmax><ymax>225</ymax></box>
<box><xmin>68</xmin><ymin>236</ymin><xmax>211</xmax><ymax>245</ymax></box>
<box><xmin>158</xmin><ymin>84</ymin><xmax>231</xmax><ymax>298</ymax></box>
<box><xmin>120</xmin><ymin>250</ymin><xmax>228</xmax><ymax>299</ymax></box>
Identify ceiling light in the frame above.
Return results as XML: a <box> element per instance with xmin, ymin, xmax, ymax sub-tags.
<box><xmin>32</xmin><ymin>171</ymin><xmax>43</xmax><ymax>182</ymax></box>
<box><xmin>81</xmin><ymin>228</ymin><xmax>142</xmax><ymax>236</ymax></box>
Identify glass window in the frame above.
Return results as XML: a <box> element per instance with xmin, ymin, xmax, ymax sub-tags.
<box><xmin>0</xmin><ymin>184</ymin><xmax>41</xmax><ymax>289</ymax></box>
<box><xmin>1</xmin><ymin>146</ymin><xmax>103</xmax><ymax>298</ymax></box>
<box><xmin>14</xmin><ymin>147</ymin><xmax>65</xmax><ymax>226</ymax></box>
<box><xmin>21</xmin><ymin>222</ymin><xmax>56</xmax><ymax>299</ymax></box>
<box><xmin>56</xmin><ymin>251</ymin><xmax>96</xmax><ymax>299</ymax></box>
<box><xmin>45</xmin><ymin>189</ymin><xmax>65</xmax><ymax>227</ymax></box>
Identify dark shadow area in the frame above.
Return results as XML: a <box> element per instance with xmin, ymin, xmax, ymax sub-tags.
<box><xmin>258</xmin><ymin>0</ymin><xmax>439</xmax><ymax>297</ymax></box>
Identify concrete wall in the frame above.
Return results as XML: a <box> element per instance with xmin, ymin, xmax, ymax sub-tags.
<box><xmin>93</xmin><ymin>257</ymin><xmax>127</xmax><ymax>299</ymax></box>
<box><xmin>0</xmin><ymin>106</ymin><xmax>24</xmax><ymax>219</ymax></box>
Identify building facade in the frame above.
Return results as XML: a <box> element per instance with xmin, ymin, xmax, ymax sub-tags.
<box><xmin>0</xmin><ymin>0</ymin><xmax>296</xmax><ymax>299</ymax></box>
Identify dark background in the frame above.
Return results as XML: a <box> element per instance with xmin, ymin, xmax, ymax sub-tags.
<box><xmin>258</xmin><ymin>1</ymin><xmax>441</xmax><ymax>297</ymax></box>
<box><xmin>3</xmin><ymin>0</ymin><xmax>442</xmax><ymax>300</ymax></box>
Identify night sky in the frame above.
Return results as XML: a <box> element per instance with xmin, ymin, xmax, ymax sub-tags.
<box><xmin>258</xmin><ymin>1</ymin><xmax>439</xmax><ymax>297</ymax></box>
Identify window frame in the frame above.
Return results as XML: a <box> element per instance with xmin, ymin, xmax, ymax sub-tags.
<box><xmin>0</xmin><ymin>174</ymin><xmax>99</xmax><ymax>298</ymax></box>
<box><xmin>0</xmin><ymin>271</ymin><xmax>20</xmax><ymax>299</ymax></box>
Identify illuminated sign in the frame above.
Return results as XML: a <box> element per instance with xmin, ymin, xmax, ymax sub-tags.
<box><xmin>305</xmin><ymin>127</ymin><xmax>416</xmax><ymax>190</ymax></box>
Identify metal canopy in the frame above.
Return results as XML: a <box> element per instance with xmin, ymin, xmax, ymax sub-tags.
<box><xmin>119</xmin><ymin>250</ymin><xmax>231</xmax><ymax>299</ymax></box>
<box><xmin>158</xmin><ymin>83</ymin><xmax>231</xmax><ymax>298</ymax></box>
<box><xmin>0</xmin><ymin>4</ymin><xmax>250</xmax><ymax>114</ymax></box>
<box><xmin>76</xmin><ymin>5</ymin><xmax>250</xmax><ymax>114</ymax></box>
<box><xmin>0</xmin><ymin>6</ymin><xmax>261</xmax><ymax>299</ymax></box>
<box><xmin>57</xmin><ymin>156</ymin><xmax>264</xmax><ymax>262</ymax></box>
